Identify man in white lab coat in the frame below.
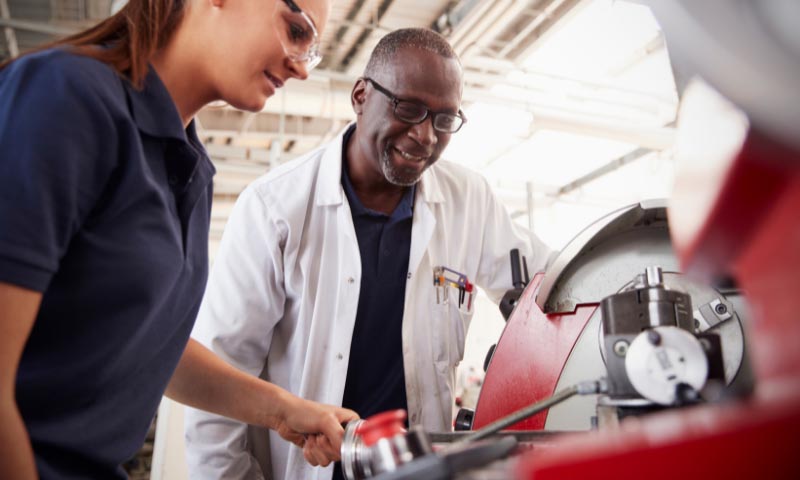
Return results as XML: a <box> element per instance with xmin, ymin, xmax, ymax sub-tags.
<box><xmin>185</xmin><ymin>28</ymin><xmax>551</xmax><ymax>480</ymax></box>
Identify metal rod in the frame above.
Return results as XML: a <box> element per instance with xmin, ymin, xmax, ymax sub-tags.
<box><xmin>457</xmin><ymin>379</ymin><xmax>606</xmax><ymax>445</ymax></box>
<box><xmin>457</xmin><ymin>386</ymin><xmax>579</xmax><ymax>444</ymax></box>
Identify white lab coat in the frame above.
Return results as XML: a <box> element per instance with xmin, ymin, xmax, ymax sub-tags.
<box><xmin>185</xmin><ymin>126</ymin><xmax>551</xmax><ymax>480</ymax></box>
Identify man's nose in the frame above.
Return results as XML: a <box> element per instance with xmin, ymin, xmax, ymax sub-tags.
<box><xmin>408</xmin><ymin>116</ymin><xmax>438</xmax><ymax>147</ymax></box>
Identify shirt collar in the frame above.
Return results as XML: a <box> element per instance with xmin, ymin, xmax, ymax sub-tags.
<box><xmin>341</xmin><ymin>153</ymin><xmax>415</xmax><ymax>220</ymax></box>
<box><xmin>124</xmin><ymin>66</ymin><xmax>187</xmax><ymax>142</ymax></box>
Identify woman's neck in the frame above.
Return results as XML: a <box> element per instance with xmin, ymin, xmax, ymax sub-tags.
<box><xmin>150</xmin><ymin>34</ymin><xmax>215</xmax><ymax>128</ymax></box>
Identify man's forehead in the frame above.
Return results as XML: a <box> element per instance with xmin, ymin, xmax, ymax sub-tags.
<box><xmin>387</xmin><ymin>46</ymin><xmax>458</xmax><ymax>68</ymax></box>
<box><xmin>381</xmin><ymin>49</ymin><xmax>462</xmax><ymax>86</ymax></box>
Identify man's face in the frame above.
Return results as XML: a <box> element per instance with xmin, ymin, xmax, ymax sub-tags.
<box><xmin>354</xmin><ymin>47</ymin><xmax>463</xmax><ymax>186</ymax></box>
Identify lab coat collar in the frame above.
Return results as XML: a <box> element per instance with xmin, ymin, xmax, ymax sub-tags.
<box><xmin>316</xmin><ymin>123</ymin><xmax>446</xmax><ymax>206</ymax></box>
<box><xmin>316</xmin><ymin>127</ymin><xmax>347</xmax><ymax>206</ymax></box>
<box><xmin>418</xmin><ymin>162</ymin><xmax>445</xmax><ymax>204</ymax></box>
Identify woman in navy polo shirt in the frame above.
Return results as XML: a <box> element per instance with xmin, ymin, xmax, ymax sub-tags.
<box><xmin>0</xmin><ymin>1</ymin><xmax>357</xmax><ymax>478</ymax></box>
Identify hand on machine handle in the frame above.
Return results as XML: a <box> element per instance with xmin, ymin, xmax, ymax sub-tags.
<box><xmin>275</xmin><ymin>394</ymin><xmax>359</xmax><ymax>467</ymax></box>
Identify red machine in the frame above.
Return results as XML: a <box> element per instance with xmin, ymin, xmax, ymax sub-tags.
<box><xmin>475</xmin><ymin>2</ymin><xmax>800</xmax><ymax>478</ymax></box>
<box><xmin>339</xmin><ymin>3</ymin><xmax>800</xmax><ymax>478</ymax></box>
<box><xmin>474</xmin><ymin>202</ymin><xmax>752</xmax><ymax>433</ymax></box>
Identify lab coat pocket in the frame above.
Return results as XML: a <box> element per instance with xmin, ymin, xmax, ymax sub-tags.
<box><xmin>431</xmin><ymin>303</ymin><xmax>468</xmax><ymax>368</ymax></box>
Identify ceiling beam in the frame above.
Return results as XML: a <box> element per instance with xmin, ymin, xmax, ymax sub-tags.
<box><xmin>497</xmin><ymin>0</ymin><xmax>582</xmax><ymax>60</ymax></box>
<box><xmin>0</xmin><ymin>17</ymin><xmax>77</xmax><ymax>36</ymax></box>
<box><xmin>553</xmin><ymin>146</ymin><xmax>654</xmax><ymax>197</ymax></box>
<box><xmin>0</xmin><ymin>0</ymin><xmax>19</xmax><ymax>58</ymax></box>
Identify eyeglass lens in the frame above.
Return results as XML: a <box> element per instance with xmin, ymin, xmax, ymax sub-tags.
<box><xmin>394</xmin><ymin>101</ymin><xmax>463</xmax><ymax>133</ymax></box>
<box><xmin>274</xmin><ymin>0</ymin><xmax>322</xmax><ymax>69</ymax></box>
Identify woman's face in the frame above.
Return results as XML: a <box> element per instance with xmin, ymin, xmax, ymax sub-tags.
<box><xmin>209</xmin><ymin>0</ymin><xmax>330</xmax><ymax>111</ymax></box>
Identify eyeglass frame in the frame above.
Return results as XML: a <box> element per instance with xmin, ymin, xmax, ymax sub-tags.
<box><xmin>362</xmin><ymin>77</ymin><xmax>467</xmax><ymax>133</ymax></box>
<box><xmin>279</xmin><ymin>0</ymin><xmax>322</xmax><ymax>69</ymax></box>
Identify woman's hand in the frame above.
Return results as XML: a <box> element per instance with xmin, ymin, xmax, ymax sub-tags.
<box><xmin>167</xmin><ymin>340</ymin><xmax>359</xmax><ymax>467</ymax></box>
<box><xmin>275</xmin><ymin>395</ymin><xmax>359</xmax><ymax>466</ymax></box>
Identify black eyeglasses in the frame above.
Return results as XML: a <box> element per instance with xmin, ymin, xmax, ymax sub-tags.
<box><xmin>362</xmin><ymin>77</ymin><xmax>466</xmax><ymax>134</ymax></box>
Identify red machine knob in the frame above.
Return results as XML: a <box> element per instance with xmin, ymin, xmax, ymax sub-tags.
<box><xmin>357</xmin><ymin>409</ymin><xmax>407</xmax><ymax>447</ymax></box>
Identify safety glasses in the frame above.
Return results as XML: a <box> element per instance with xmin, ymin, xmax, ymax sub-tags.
<box><xmin>274</xmin><ymin>0</ymin><xmax>322</xmax><ymax>70</ymax></box>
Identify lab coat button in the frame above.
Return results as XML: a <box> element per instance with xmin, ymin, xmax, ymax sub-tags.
<box><xmin>336</xmin><ymin>353</ymin><xmax>344</xmax><ymax>360</ymax></box>
<box><xmin>347</xmin><ymin>277</ymin><xmax>355</xmax><ymax>284</ymax></box>
<box><xmin>407</xmin><ymin>272</ymin><xmax>412</xmax><ymax>279</ymax></box>
<box><xmin>411</xmin><ymin>414</ymin><xmax>418</xmax><ymax>423</ymax></box>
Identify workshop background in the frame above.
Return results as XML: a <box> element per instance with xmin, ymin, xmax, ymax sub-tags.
<box><xmin>0</xmin><ymin>0</ymin><xmax>683</xmax><ymax>478</ymax></box>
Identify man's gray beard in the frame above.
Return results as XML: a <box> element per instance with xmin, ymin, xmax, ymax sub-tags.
<box><xmin>380</xmin><ymin>146</ymin><xmax>422</xmax><ymax>187</ymax></box>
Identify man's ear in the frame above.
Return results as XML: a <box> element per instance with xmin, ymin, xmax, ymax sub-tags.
<box><xmin>351</xmin><ymin>78</ymin><xmax>367</xmax><ymax>115</ymax></box>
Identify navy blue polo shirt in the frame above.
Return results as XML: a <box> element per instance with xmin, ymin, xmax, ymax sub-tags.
<box><xmin>339</xmin><ymin>126</ymin><xmax>414</xmax><ymax>421</ymax></box>
<box><xmin>0</xmin><ymin>49</ymin><xmax>214</xmax><ymax>479</ymax></box>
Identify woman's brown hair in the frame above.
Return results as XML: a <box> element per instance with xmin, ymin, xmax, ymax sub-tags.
<box><xmin>0</xmin><ymin>0</ymin><xmax>186</xmax><ymax>88</ymax></box>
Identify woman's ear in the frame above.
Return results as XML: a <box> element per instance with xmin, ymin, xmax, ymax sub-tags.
<box><xmin>351</xmin><ymin>78</ymin><xmax>368</xmax><ymax>115</ymax></box>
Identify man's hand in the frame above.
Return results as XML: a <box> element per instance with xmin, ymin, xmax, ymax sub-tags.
<box><xmin>275</xmin><ymin>395</ymin><xmax>359</xmax><ymax>467</ymax></box>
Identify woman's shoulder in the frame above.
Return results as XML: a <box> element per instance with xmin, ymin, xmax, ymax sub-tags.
<box><xmin>11</xmin><ymin>47</ymin><xmax>118</xmax><ymax>78</ymax></box>
<box><xmin>2</xmin><ymin>47</ymin><xmax>127</xmax><ymax>110</ymax></box>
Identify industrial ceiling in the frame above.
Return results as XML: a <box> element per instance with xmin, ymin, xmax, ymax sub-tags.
<box><xmin>0</xmin><ymin>0</ymin><xmax>680</xmax><ymax>251</ymax></box>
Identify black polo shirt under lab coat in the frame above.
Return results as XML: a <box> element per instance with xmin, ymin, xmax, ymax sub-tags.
<box><xmin>0</xmin><ymin>49</ymin><xmax>214</xmax><ymax>479</ymax></box>
<box><xmin>339</xmin><ymin>126</ymin><xmax>414</xmax><ymax>420</ymax></box>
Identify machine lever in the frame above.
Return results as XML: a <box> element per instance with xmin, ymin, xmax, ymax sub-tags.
<box><xmin>510</xmin><ymin>249</ymin><xmax>525</xmax><ymax>289</ymax></box>
<box><xmin>499</xmin><ymin>249</ymin><xmax>530</xmax><ymax>320</ymax></box>
<box><xmin>455</xmin><ymin>379</ymin><xmax>607</xmax><ymax>445</ymax></box>
<box><xmin>522</xmin><ymin>256</ymin><xmax>530</xmax><ymax>285</ymax></box>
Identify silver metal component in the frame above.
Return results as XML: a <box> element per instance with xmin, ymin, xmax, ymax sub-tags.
<box><xmin>625</xmin><ymin>326</ymin><xmax>709</xmax><ymax>405</ymax></box>
<box><xmin>710</xmin><ymin>299</ymin><xmax>732</xmax><ymax>321</ymax></box>
<box><xmin>372</xmin><ymin>437</ymin><xmax>405</xmax><ymax>474</ymax></box>
<box><xmin>596</xmin><ymin>396</ymin><xmax>654</xmax><ymax>408</ymax></box>
<box><xmin>613</xmin><ymin>340</ymin><xmax>629</xmax><ymax>357</ymax></box>
<box><xmin>645</xmin><ymin>266</ymin><xmax>663</xmax><ymax>287</ymax></box>
<box><xmin>372</xmin><ymin>428</ymin><xmax>432</xmax><ymax>474</ymax></box>
<box><xmin>600</xmin><ymin>269</ymin><xmax>696</xmax><ymax>400</ymax></box>
<box><xmin>693</xmin><ymin>311</ymin><xmax>712</xmax><ymax>331</ymax></box>
<box><xmin>341</xmin><ymin>420</ymin><xmax>370</xmax><ymax>480</ymax></box>
<box><xmin>576</xmin><ymin>379</ymin><xmax>607</xmax><ymax>396</ymax></box>
<box><xmin>613</xmin><ymin>273</ymin><xmax>746</xmax><ymax>385</ymax></box>
<box><xmin>692</xmin><ymin>298</ymin><xmax>743</xmax><ymax>382</ymax></box>
<box><xmin>546</xmin><ymin>271</ymin><xmax>750</xmax><ymax>431</ymax></box>
<box><xmin>536</xmin><ymin>200</ymin><xmax>676</xmax><ymax>313</ymax></box>
<box><xmin>340</xmin><ymin>422</ymin><xmax>432</xmax><ymax>480</ymax></box>
<box><xmin>596</xmin><ymin>404</ymin><xmax>621</xmax><ymax>430</ymax></box>
<box><xmin>694</xmin><ymin>297</ymin><xmax>735</xmax><ymax>331</ymax></box>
